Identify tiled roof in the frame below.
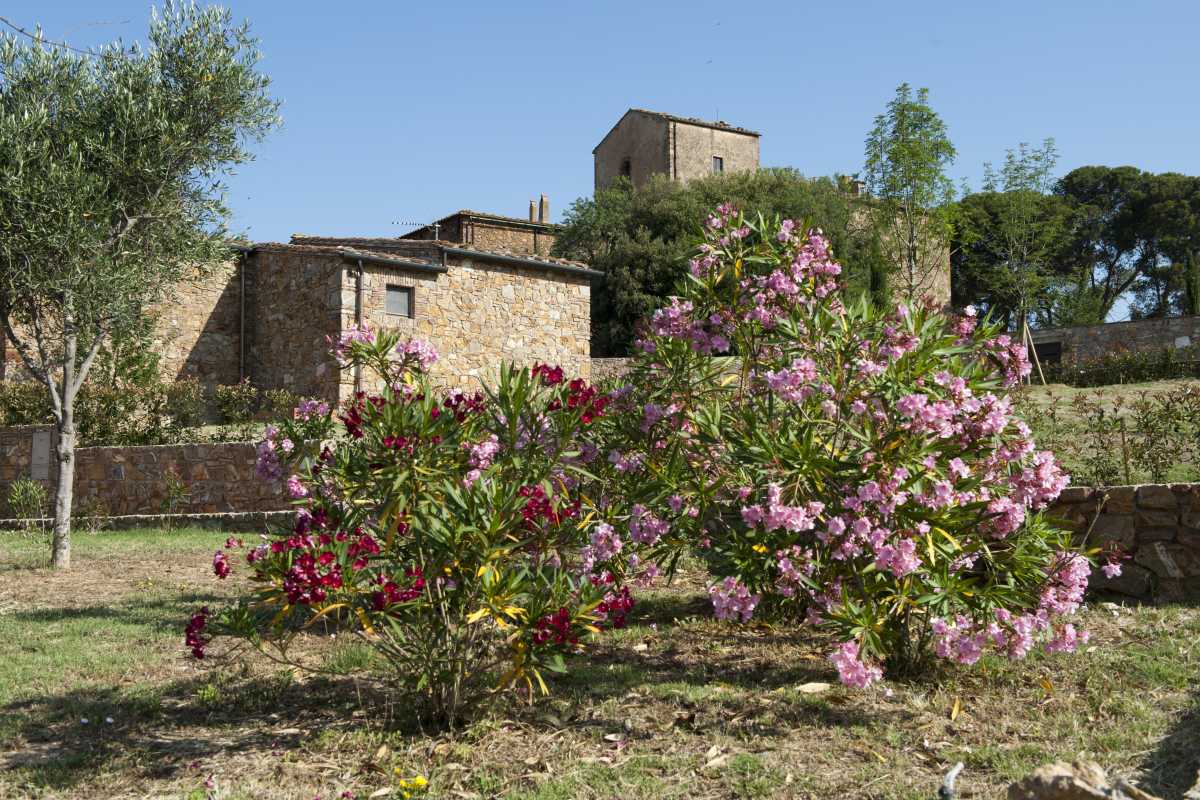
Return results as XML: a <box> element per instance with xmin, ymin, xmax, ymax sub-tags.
<box><xmin>630</xmin><ymin>108</ymin><xmax>761</xmax><ymax>137</ymax></box>
<box><xmin>427</xmin><ymin>209</ymin><xmax>562</xmax><ymax>229</ymax></box>
<box><xmin>252</xmin><ymin>237</ymin><xmax>600</xmax><ymax>278</ymax></box>
<box><xmin>593</xmin><ymin>107</ymin><xmax>761</xmax><ymax>154</ymax></box>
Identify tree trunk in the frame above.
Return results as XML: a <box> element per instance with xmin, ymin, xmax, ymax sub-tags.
<box><xmin>51</xmin><ymin>405</ymin><xmax>75</xmax><ymax>569</ymax></box>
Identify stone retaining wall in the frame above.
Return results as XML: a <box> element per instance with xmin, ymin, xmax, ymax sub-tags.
<box><xmin>73</xmin><ymin>441</ymin><xmax>285</xmax><ymax>516</ymax></box>
<box><xmin>0</xmin><ymin>510</ymin><xmax>292</xmax><ymax>533</ymax></box>
<box><xmin>0</xmin><ymin>426</ymin><xmax>286</xmax><ymax>517</ymax></box>
<box><xmin>1050</xmin><ymin>484</ymin><xmax>1200</xmax><ymax>603</ymax></box>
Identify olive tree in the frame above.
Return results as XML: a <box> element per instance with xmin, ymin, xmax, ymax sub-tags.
<box><xmin>0</xmin><ymin>3</ymin><xmax>278</xmax><ymax>567</ymax></box>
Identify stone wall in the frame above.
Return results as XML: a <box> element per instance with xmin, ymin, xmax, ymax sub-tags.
<box><xmin>0</xmin><ymin>426</ymin><xmax>286</xmax><ymax>517</ymax></box>
<box><xmin>461</xmin><ymin>220</ymin><xmax>556</xmax><ymax>258</ymax></box>
<box><xmin>154</xmin><ymin>260</ymin><xmax>244</xmax><ymax>387</ymax></box>
<box><xmin>1031</xmin><ymin>315</ymin><xmax>1200</xmax><ymax>366</ymax></box>
<box><xmin>1050</xmin><ymin>484</ymin><xmax>1200</xmax><ymax>603</ymax></box>
<box><xmin>590</xmin><ymin>357</ymin><xmax>633</xmax><ymax>383</ymax></box>
<box><xmin>670</xmin><ymin>121</ymin><xmax>760</xmax><ymax>185</ymax></box>
<box><xmin>594</xmin><ymin>110</ymin><xmax>669</xmax><ymax>190</ymax></box>
<box><xmin>0</xmin><ymin>424</ymin><xmax>55</xmax><ymax>513</ymax></box>
<box><xmin>402</xmin><ymin>213</ymin><xmax>559</xmax><ymax>257</ymax></box>
<box><xmin>73</xmin><ymin>441</ymin><xmax>285</xmax><ymax>516</ymax></box>
<box><xmin>247</xmin><ymin>247</ymin><xmax>343</xmax><ymax>400</ymax></box>
<box><xmin>347</xmin><ymin>250</ymin><xmax>591</xmax><ymax>396</ymax></box>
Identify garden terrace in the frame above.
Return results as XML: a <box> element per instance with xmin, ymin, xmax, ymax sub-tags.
<box><xmin>0</xmin><ymin>529</ymin><xmax>1196</xmax><ymax>800</ymax></box>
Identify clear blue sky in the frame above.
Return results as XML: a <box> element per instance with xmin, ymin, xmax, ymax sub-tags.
<box><xmin>8</xmin><ymin>0</ymin><xmax>1200</xmax><ymax>248</ymax></box>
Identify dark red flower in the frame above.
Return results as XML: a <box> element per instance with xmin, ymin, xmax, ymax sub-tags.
<box><xmin>185</xmin><ymin>607</ymin><xmax>210</xmax><ymax>659</ymax></box>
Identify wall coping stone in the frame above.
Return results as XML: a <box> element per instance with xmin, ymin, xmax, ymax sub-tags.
<box><xmin>0</xmin><ymin>510</ymin><xmax>293</xmax><ymax>532</ymax></box>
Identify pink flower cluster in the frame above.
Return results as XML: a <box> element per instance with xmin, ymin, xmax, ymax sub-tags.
<box><xmin>649</xmin><ymin>298</ymin><xmax>730</xmax><ymax>355</ymax></box>
<box><xmin>873</xmin><ymin>536</ymin><xmax>920</xmax><ymax>578</ymax></box>
<box><xmin>829</xmin><ymin>640</ymin><xmax>882</xmax><ymax>688</ymax></box>
<box><xmin>709</xmin><ymin>576</ymin><xmax>760</xmax><ymax>622</ymax></box>
<box><xmin>462</xmin><ymin>434</ymin><xmax>500</xmax><ymax>487</ymax></box>
<box><xmin>330</xmin><ymin>324</ymin><xmax>375</xmax><ymax>365</ymax></box>
<box><xmin>397</xmin><ymin>338</ymin><xmax>438</xmax><ymax>371</ymax></box>
<box><xmin>983</xmin><ymin>334</ymin><xmax>1033</xmax><ymax>387</ymax></box>
<box><xmin>740</xmin><ymin>484</ymin><xmax>823</xmax><ymax>534</ymax></box>
<box><xmin>764</xmin><ymin>358</ymin><xmax>817</xmax><ymax>402</ymax></box>
<box><xmin>629</xmin><ymin>504</ymin><xmax>669</xmax><ymax>545</ymax></box>
<box><xmin>255</xmin><ymin>425</ymin><xmax>294</xmax><ymax>482</ymax></box>
<box><xmin>294</xmin><ymin>399</ymin><xmax>330</xmax><ymax>421</ymax></box>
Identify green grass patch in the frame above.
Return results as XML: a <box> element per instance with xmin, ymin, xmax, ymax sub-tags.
<box><xmin>0</xmin><ymin>529</ymin><xmax>1196</xmax><ymax>799</ymax></box>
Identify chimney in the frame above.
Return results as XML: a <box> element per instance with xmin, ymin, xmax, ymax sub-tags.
<box><xmin>529</xmin><ymin>200</ymin><xmax>537</xmax><ymax>222</ymax></box>
<box><xmin>538</xmin><ymin>194</ymin><xmax>549</xmax><ymax>223</ymax></box>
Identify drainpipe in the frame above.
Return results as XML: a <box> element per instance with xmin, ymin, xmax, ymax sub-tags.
<box><xmin>354</xmin><ymin>258</ymin><xmax>364</xmax><ymax>394</ymax></box>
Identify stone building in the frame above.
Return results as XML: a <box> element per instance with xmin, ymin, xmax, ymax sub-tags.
<box><xmin>400</xmin><ymin>197</ymin><xmax>560</xmax><ymax>257</ymax></box>
<box><xmin>2</xmin><ymin>237</ymin><xmax>598</xmax><ymax>401</ymax></box>
<box><xmin>593</xmin><ymin>108</ymin><xmax>761</xmax><ymax>191</ymax></box>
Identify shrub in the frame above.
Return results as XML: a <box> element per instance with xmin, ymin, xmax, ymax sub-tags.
<box><xmin>591</xmin><ymin>207</ymin><xmax>1100</xmax><ymax>684</ymax></box>
<box><xmin>7</xmin><ymin>476</ymin><xmax>48</xmax><ymax>541</ymax></box>
<box><xmin>160</xmin><ymin>465</ymin><xmax>190</xmax><ymax>524</ymax></box>
<box><xmin>7</xmin><ymin>476</ymin><xmax>47</xmax><ymax>521</ymax></box>
<box><xmin>198</xmin><ymin>330</ymin><xmax>619</xmax><ymax>725</ymax></box>
<box><xmin>166</xmin><ymin>378</ymin><xmax>207</xmax><ymax>430</ymax></box>
<box><xmin>215</xmin><ymin>377</ymin><xmax>259</xmax><ymax>423</ymax></box>
<box><xmin>1044</xmin><ymin>345</ymin><xmax>1200</xmax><ymax>387</ymax></box>
<box><xmin>262</xmin><ymin>388</ymin><xmax>302</xmax><ymax>421</ymax></box>
<box><xmin>1015</xmin><ymin>384</ymin><xmax>1200</xmax><ymax>486</ymax></box>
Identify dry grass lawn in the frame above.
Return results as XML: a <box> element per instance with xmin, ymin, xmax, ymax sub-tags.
<box><xmin>0</xmin><ymin>529</ymin><xmax>1196</xmax><ymax>800</ymax></box>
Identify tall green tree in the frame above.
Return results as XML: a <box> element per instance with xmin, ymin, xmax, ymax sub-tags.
<box><xmin>1052</xmin><ymin>166</ymin><xmax>1158</xmax><ymax>324</ymax></box>
<box><xmin>554</xmin><ymin>169</ymin><xmax>881</xmax><ymax>355</ymax></box>
<box><xmin>1129</xmin><ymin>173</ymin><xmax>1200</xmax><ymax>318</ymax></box>
<box><xmin>0</xmin><ymin>4</ymin><xmax>279</xmax><ymax>568</ymax></box>
<box><xmin>862</xmin><ymin>83</ymin><xmax>956</xmax><ymax>300</ymax></box>
<box><xmin>953</xmin><ymin>140</ymin><xmax>1071</xmax><ymax>328</ymax></box>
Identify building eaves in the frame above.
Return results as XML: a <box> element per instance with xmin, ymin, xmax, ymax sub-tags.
<box><xmin>339</xmin><ymin>248</ymin><xmax>447</xmax><ymax>274</ymax></box>
<box><xmin>592</xmin><ymin>107</ymin><xmax>761</xmax><ymax>154</ymax></box>
<box><xmin>632</xmin><ymin>108</ymin><xmax>761</xmax><ymax>137</ymax></box>
<box><xmin>256</xmin><ymin>239</ymin><xmax>602</xmax><ymax>279</ymax></box>
<box><xmin>435</xmin><ymin>209</ymin><xmax>562</xmax><ymax>230</ymax></box>
<box><xmin>442</xmin><ymin>246</ymin><xmax>602</xmax><ymax>280</ymax></box>
<box><xmin>242</xmin><ymin>242</ymin><xmax>446</xmax><ymax>274</ymax></box>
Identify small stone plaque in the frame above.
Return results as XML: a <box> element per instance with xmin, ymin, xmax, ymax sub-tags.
<box><xmin>30</xmin><ymin>430</ymin><xmax>50</xmax><ymax>481</ymax></box>
<box><xmin>1175</xmin><ymin>335</ymin><xmax>1192</xmax><ymax>349</ymax></box>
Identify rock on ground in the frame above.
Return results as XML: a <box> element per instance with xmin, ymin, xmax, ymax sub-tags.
<box><xmin>1006</xmin><ymin>760</ymin><xmax>1161</xmax><ymax>800</ymax></box>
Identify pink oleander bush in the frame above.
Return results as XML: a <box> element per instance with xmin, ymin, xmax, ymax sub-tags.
<box><xmin>588</xmin><ymin>205</ymin><xmax>1108</xmax><ymax>686</ymax></box>
<box><xmin>195</xmin><ymin>329</ymin><xmax>620</xmax><ymax>724</ymax></box>
<box><xmin>191</xmin><ymin>204</ymin><xmax>1113</xmax><ymax>713</ymax></box>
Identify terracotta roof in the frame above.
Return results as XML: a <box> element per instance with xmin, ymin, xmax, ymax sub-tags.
<box><xmin>594</xmin><ymin>107</ymin><xmax>761</xmax><ymax>154</ymax></box>
<box><xmin>423</xmin><ymin>209</ymin><xmax>562</xmax><ymax>229</ymax></box>
<box><xmin>253</xmin><ymin>237</ymin><xmax>600</xmax><ymax>278</ymax></box>
<box><xmin>440</xmin><ymin>245</ymin><xmax>600</xmax><ymax>277</ymax></box>
<box><xmin>631</xmin><ymin>108</ymin><xmax>761</xmax><ymax>136</ymax></box>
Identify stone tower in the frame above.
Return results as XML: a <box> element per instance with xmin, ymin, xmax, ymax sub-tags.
<box><xmin>593</xmin><ymin>108</ymin><xmax>760</xmax><ymax>192</ymax></box>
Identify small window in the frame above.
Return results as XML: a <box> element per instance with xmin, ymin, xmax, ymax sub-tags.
<box><xmin>620</xmin><ymin>157</ymin><xmax>632</xmax><ymax>177</ymax></box>
<box><xmin>386</xmin><ymin>285</ymin><xmax>413</xmax><ymax>318</ymax></box>
<box><xmin>712</xmin><ymin>155</ymin><xmax>724</xmax><ymax>173</ymax></box>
